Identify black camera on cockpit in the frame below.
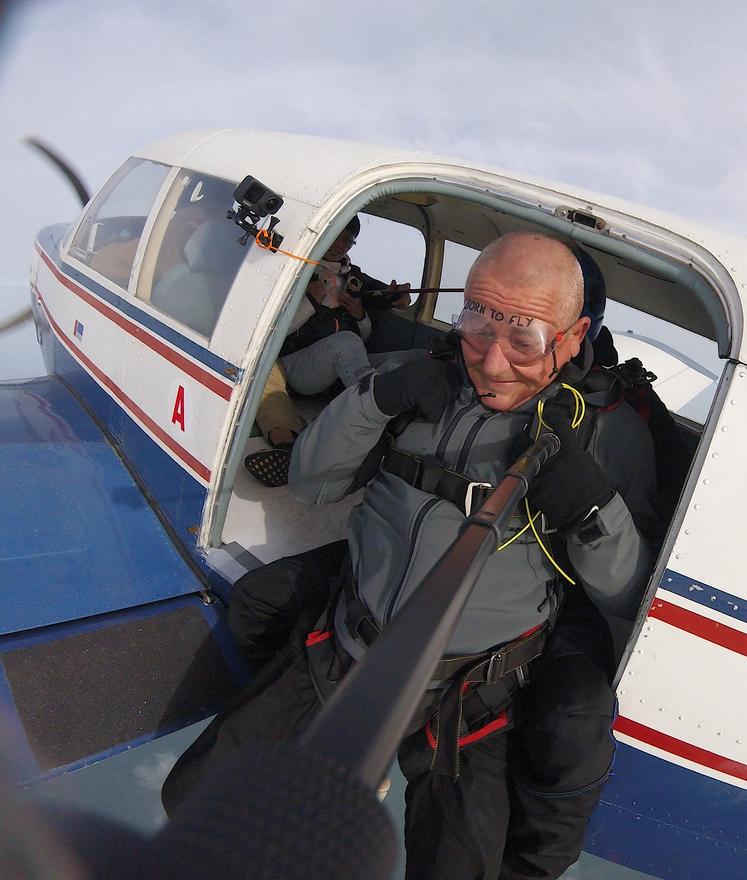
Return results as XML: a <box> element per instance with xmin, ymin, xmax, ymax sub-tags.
<box><xmin>229</xmin><ymin>175</ymin><xmax>284</xmax><ymax>248</ymax></box>
<box><xmin>233</xmin><ymin>176</ymin><xmax>284</xmax><ymax>218</ymax></box>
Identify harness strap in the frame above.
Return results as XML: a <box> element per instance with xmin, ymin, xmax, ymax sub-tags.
<box><xmin>342</xmin><ymin>560</ymin><xmax>381</xmax><ymax>647</ymax></box>
<box><xmin>425</xmin><ymin>702</ymin><xmax>510</xmax><ymax>751</ymax></box>
<box><xmin>428</xmin><ymin>624</ymin><xmax>549</xmax><ymax>778</ymax></box>
<box><xmin>382</xmin><ymin>447</ymin><xmax>492</xmax><ymax>516</ymax></box>
<box><xmin>342</xmin><ymin>558</ymin><xmax>549</xmax><ymax>778</ymax></box>
<box><xmin>431</xmin><ymin>623</ymin><xmax>549</xmax><ymax>684</ymax></box>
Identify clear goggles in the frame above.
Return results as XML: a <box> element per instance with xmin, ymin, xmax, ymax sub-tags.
<box><xmin>453</xmin><ymin>302</ymin><xmax>569</xmax><ymax>366</ymax></box>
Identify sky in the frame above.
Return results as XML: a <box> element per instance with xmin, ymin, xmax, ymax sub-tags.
<box><xmin>1</xmin><ymin>0</ymin><xmax>746</xmax><ymax>377</ymax></box>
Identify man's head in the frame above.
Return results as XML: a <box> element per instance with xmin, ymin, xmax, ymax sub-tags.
<box><xmin>458</xmin><ymin>232</ymin><xmax>589</xmax><ymax>411</ymax></box>
<box><xmin>324</xmin><ymin>215</ymin><xmax>360</xmax><ymax>261</ymax></box>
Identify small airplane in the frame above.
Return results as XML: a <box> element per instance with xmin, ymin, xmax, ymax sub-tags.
<box><xmin>3</xmin><ymin>128</ymin><xmax>746</xmax><ymax>879</ymax></box>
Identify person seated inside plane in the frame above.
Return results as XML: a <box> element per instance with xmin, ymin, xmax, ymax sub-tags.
<box><xmin>163</xmin><ymin>233</ymin><xmax>660</xmax><ymax>880</ymax></box>
<box><xmin>244</xmin><ymin>215</ymin><xmax>412</xmax><ymax>487</ymax></box>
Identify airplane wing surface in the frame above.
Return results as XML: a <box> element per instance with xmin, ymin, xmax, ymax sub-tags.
<box><xmin>0</xmin><ymin>376</ymin><xmax>205</xmax><ymax>635</ymax></box>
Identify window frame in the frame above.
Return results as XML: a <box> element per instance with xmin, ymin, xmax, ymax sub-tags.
<box><xmin>347</xmin><ymin>210</ymin><xmax>429</xmax><ymax>307</ymax></box>
<box><xmin>64</xmin><ymin>158</ymin><xmax>176</xmax><ymax>294</ymax></box>
<box><xmin>130</xmin><ymin>168</ymin><xmax>248</xmax><ymax>341</ymax></box>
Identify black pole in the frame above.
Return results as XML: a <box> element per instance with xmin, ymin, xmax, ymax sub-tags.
<box><xmin>301</xmin><ymin>432</ymin><xmax>560</xmax><ymax>789</ymax></box>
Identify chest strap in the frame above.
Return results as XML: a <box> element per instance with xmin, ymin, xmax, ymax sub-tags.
<box><xmin>381</xmin><ymin>446</ymin><xmax>493</xmax><ymax>516</ymax></box>
<box><xmin>431</xmin><ymin>624</ymin><xmax>549</xmax><ymax>685</ymax></box>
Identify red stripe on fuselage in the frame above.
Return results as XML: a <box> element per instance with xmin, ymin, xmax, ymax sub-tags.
<box><xmin>649</xmin><ymin>598</ymin><xmax>747</xmax><ymax>658</ymax></box>
<box><xmin>35</xmin><ymin>243</ymin><xmax>233</xmax><ymax>402</ymax></box>
<box><xmin>614</xmin><ymin>716</ymin><xmax>747</xmax><ymax>782</ymax></box>
<box><xmin>35</xmin><ymin>285</ymin><xmax>211</xmax><ymax>483</ymax></box>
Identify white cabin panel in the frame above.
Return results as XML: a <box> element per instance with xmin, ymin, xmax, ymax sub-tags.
<box><xmin>208</xmin><ymin>197</ymin><xmax>318</xmax><ymax>361</ymax></box>
<box><xmin>667</xmin><ymin>366</ymin><xmax>747</xmax><ymax>595</ymax></box>
<box><xmin>35</xmin><ymin>252</ymin><xmax>129</xmax><ymax>409</ymax></box>
<box><xmin>122</xmin><ymin>333</ymin><xmax>232</xmax><ymax>485</ymax></box>
<box><xmin>618</xmin><ymin>616</ymin><xmax>747</xmax><ymax>787</ymax></box>
<box><xmin>135</xmin><ymin>129</ymin><xmax>436</xmax><ymax>211</ymax></box>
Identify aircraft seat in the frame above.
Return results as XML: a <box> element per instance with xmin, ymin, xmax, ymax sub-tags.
<box><xmin>88</xmin><ymin>238</ymin><xmax>140</xmax><ymax>289</ymax></box>
<box><xmin>151</xmin><ymin>220</ymin><xmax>242</xmax><ymax>337</ymax></box>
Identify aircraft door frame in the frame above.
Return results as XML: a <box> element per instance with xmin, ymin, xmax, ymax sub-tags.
<box><xmin>203</xmin><ymin>165</ymin><xmax>743</xmax><ymax>567</ymax></box>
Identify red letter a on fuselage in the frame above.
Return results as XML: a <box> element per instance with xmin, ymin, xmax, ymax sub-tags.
<box><xmin>172</xmin><ymin>385</ymin><xmax>186</xmax><ymax>432</ymax></box>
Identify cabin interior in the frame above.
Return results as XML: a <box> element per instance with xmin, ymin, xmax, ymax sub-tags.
<box><xmin>215</xmin><ymin>185</ymin><xmax>729</xmax><ymax>672</ymax></box>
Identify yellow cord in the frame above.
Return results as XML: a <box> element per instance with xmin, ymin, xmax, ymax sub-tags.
<box><xmin>535</xmin><ymin>384</ymin><xmax>585</xmax><ymax>438</ymax></box>
<box><xmin>495</xmin><ymin>509</ymin><xmax>541</xmax><ymax>551</ymax></box>
<box><xmin>561</xmin><ymin>383</ymin><xmax>586</xmax><ymax>429</ymax></box>
<box><xmin>507</xmin><ymin>384</ymin><xmax>587</xmax><ymax>585</ymax></box>
<box><xmin>526</xmin><ymin>498</ymin><xmax>576</xmax><ymax>584</ymax></box>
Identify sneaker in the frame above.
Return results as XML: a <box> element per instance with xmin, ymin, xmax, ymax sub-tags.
<box><xmin>244</xmin><ymin>445</ymin><xmax>292</xmax><ymax>487</ymax></box>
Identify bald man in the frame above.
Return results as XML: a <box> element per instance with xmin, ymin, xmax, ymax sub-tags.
<box><xmin>164</xmin><ymin>233</ymin><xmax>658</xmax><ymax>879</ymax></box>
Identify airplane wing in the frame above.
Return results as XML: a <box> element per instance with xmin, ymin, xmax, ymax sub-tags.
<box><xmin>0</xmin><ymin>376</ymin><xmax>247</xmax><ymax>784</ymax></box>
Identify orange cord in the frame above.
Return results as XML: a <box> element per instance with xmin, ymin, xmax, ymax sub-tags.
<box><xmin>255</xmin><ymin>229</ymin><xmax>320</xmax><ymax>266</ymax></box>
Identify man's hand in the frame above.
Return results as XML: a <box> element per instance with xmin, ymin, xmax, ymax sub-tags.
<box><xmin>339</xmin><ymin>290</ymin><xmax>366</xmax><ymax>320</ymax></box>
<box><xmin>372</xmin><ymin>359</ymin><xmax>462</xmax><ymax>422</ymax></box>
<box><xmin>527</xmin><ymin>402</ymin><xmax>614</xmax><ymax>533</ymax></box>
<box><xmin>387</xmin><ymin>280</ymin><xmax>411</xmax><ymax>308</ymax></box>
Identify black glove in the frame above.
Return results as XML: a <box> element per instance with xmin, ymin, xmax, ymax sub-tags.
<box><xmin>526</xmin><ymin>402</ymin><xmax>613</xmax><ymax>533</ymax></box>
<box><xmin>372</xmin><ymin>358</ymin><xmax>463</xmax><ymax>422</ymax></box>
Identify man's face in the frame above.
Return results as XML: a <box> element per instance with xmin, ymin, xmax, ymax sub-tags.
<box><xmin>324</xmin><ymin>229</ymin><xmax>357</xmax><ymax>262</ymax></box>
<box><xmin>460</xmin><ymin>261</ymin><xmax>589</xmax><ymax>411</ymax></box>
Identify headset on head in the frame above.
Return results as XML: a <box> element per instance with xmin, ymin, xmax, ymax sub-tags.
<box><xmin>570</xmin><ymin>244</ymin><xmax>606</xmax><ymax>342</ymax></box>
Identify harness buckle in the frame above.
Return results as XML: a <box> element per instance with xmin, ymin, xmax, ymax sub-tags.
<box><xmin>464</xmin><ymin>481</ymin><xmax>492</xmax><ymax>516</ymax></box>
<box><xmin>486</xmin><ymin>649</ymin><xmax>506</xmax><ymax>682</ymax></box>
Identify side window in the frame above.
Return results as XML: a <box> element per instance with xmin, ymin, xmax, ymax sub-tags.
<box><xmin>136</xmin><ymin>171</ymin><xmax>244</xmax><ymax>338</ymax></box>
<box><xmin>68</xmin><ymin>158</ymin><xmax>171</xmax><ymax>289</ymax></box>
<box><xmin>605</xmin><ymin>300</ymin><xmax>721</xmax><ymax>424</ymax></box>
<box><xmin>432</xmin><ymin>240</ymin><xmax>480</xmax><ymax>324</ymax></box>
<box><xmin>348</xmin><ymin>214</ymin><xmax>426</xmax><ymax>303</ymax></box>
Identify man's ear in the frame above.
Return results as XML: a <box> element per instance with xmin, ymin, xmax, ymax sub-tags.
<box><xmin>568</xmin><ymin>316</ymin><xmax>591</xmax><ymax>355</ymax></box>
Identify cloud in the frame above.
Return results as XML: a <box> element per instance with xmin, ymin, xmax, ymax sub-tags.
<box><xmin>2</xmin><ymin>0</ymin><xmax>747</xmax><ymax>296</ymax></box>
<box><xmin>133</xmin><ymin>749</ymin><xmax>180</xmax><ymax>793</ymax></box>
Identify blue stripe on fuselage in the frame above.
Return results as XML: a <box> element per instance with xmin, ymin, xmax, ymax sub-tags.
<box><xmin>588</xmin><ymin>741</ymin><xmax>747</xmax><ymax>879</ymax></box>
<box><xmin>659</xmin><ymin>569</ymin><xmax>747</xmax><ymax>625</ymax></box>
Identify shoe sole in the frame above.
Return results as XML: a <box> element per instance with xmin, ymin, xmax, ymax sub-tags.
<box><xmin>244</xmin><ymin>448</ymin><xmax>291</xmax><ymax>487</ymax></box>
